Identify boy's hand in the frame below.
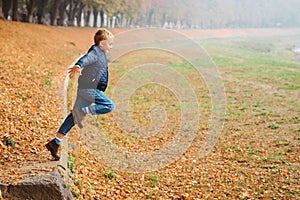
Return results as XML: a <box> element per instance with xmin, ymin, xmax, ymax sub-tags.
<box><xmin>68</xmin><ymin>66</ymin><xmax>81</xmax><ymax>78</ymax></box>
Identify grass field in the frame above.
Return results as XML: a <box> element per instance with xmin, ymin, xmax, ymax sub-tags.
<box><xmin>70</xmin><ymin>33</ymin><xmax>300</xmax><ymax>199</ymax></box>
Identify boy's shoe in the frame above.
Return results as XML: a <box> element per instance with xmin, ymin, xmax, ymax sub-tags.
<box><xmin>45</xmin><ymin>139</ymin><xmax>60</xmax><ymax>161</ymax></box>
<box><xmin>72</xmin><ymin>108</ymin><xmax>85</xmax><ymax>129</ymax></box>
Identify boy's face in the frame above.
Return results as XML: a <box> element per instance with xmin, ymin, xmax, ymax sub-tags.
<box><xmin>100</xmin><ymin>38</ymin><xmax>113</xmax><ymax>53</ymax></box>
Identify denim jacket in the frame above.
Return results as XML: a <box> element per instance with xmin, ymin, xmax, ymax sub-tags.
<box><xmin>75</xmin><ymin>45</ymin><xmax>108</xmax><ymax>91</ymax></box>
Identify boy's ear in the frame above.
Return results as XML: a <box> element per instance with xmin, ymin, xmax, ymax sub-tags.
<box><xmin>99</xmin><ymin>40</ymin><xmax>105</xmax><ymax>47</ymax></box>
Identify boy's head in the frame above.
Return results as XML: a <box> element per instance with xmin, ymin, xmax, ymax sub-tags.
<box><xmin>94</xmin><ymin>28</ymin><xmax>114</xmax><ymax>53</ymax></box>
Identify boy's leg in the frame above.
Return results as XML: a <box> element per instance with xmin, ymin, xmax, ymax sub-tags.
<box><xmin>45</xmin><ymin>93</ymin><xmax>90</xmax><ymax>160</ymax></box>
<box><xmin>58</xmin><ymin>112</ymin><xmax>76</xmax><ymax>134</ymax></box>
<box><xmin>72</xmin><ymin>89</ymin><xmax>95</xmax><ymax>128</ymax></box>
<box><xmin>88</xmin><ymin>89</ymin><xmax>115</xmax><ymax>115</ymax></box>
<box><xmin>45</xmin><ymin>113</ymin><xmax>75</xmax><ymax>160</ymax></box>
<box><xmin>56</xmin><ymin>92</ymin><xmax>90</xmax><ymax>133</ymax></box>
<box><xmin>72</xmin><ymin>108</ymin><xmax>85</xmax><ymax>129</ymax></box>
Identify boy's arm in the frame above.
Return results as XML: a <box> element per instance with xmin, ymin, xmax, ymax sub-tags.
<box><xmin>69</xmin><ymin>55</ymin><xmax>86</xmax><ymax>78</ymax></box>
<box><xmin>69</xmin><ymin>46</ymin><xmax>98</xmax><ymax>78</ymax></box>
<box><xmin>74</xmin><ymin>45</ymin><xmax>97</xmax><ymax>68</ymax></box>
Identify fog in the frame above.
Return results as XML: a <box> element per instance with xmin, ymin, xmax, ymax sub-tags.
<box><xmin>144</xmin><ymin>0</ymin><xmax>300</xmax><ymax>28</ymax></box>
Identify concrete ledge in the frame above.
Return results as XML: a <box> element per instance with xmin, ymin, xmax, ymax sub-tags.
<box><xmin>0</xmin><ymin>137</ymin><xmax>71</xmax><ymax>200</ymax></box>
<box><xmin>0</xmin><ymin>170</ymin><xmax>73</xmax><ymax>200</ymax></box>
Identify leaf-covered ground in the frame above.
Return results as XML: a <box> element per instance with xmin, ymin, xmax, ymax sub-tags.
<box><xmin>0</xmin><ymin>20</ymin><xmax>299</xmax><ymax>199</ymax></box>
<box><xmin>0</xmin><ymin>20</ymin><xmax>100</xmax><ymax>183</ymax></box>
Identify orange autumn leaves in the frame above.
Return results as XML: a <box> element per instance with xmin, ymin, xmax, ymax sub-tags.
<box><xmin>1</xmin><ymin>20</ymin><xmax>299</xmax><ymax>199</ymax></box>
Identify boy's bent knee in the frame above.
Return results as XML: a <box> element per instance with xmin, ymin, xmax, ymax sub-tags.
<box><xmin>109</xmin><ymin>101</ymin><xmax>115</xmax><ymax>112</ymax></box>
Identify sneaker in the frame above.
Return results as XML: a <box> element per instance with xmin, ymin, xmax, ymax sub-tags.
<box><xmin>45</xmin><ymin>139</ymin><xmax>60</xmax><ymax>161</ymax></box>
<box><xmin>72</xmin><ymin>108</ymin><xmax>85</xmax><ymax>129</ymax></box>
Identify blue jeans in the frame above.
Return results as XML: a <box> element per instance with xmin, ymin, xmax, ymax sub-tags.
<box><xmin>58</xmin><ymin>89</ymin><xmax>114</xmax><ymax>135</ymax></box>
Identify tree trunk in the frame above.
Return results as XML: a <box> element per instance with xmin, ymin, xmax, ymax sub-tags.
<box><xmin>115</xmin><ymin>14</ymin><xmax>120</xmax><ymax>28</ymax></box>
<box><xmin>85</xmin><ymin>10</ymin><xmax>90</xmax><ymax>26</ymax></box>
<box><xmin>66</xmin><ymin>0</ymin><xmax>73</xmax><ymax>26</ymax></box>
<box><xmin>66</xmin><ymin>0</ymin><xmax>81</xmax><ymax>26</ymax></box>
<box><xmin>58</xmin><ymin>0</ymin><xmax>67</xmax><ymax>26</ymax></box>
<box><xmin>106</xmin><ymin>16</ymin><xmax>111</xmax><ymax>28</ymax></box>
<box><xmin>129</xmin><ymin>18</ymin><xmax>133</xmax><ymax>27</ymax></box>
<box><xmin>3</xmin><ymin>0</ymin><xmax>12</xmax><ymax>19</ymax></box>
<box><xmin>93</xmin><ymin>7</ymin><xmax>98</xmax><ymax>27</ymax></box>
<box><xmin>0</xmin><ymin>0</ymin><xmax>5</xmax><ymax>19</ymax></box>
<box><xmin>100</xmin><ymin>9</ymin><xmax>104</xmax><ymax>27</ymax></box>
<box><xmin>2</xmin><ymin>0</ymin><xmax>10</xmax><ymax>19</ymax></box>
<box><xmin>77</xmin><ymin>8</ymin><xmax>82</xmax><ymax>27</ymax></box>
<box><xmin>26</xmin><ymin>0</ymin><xmax>36</xmax><ymax>23</ymax></box>
<box><xmin>50</xmin><ymin>0</ymin><xmax>61</xmax><ymax>25</ymax></box>
<box><xmin>76</xmin><ymin>2</ymin><xmax>84</xmax><ymax>27</ymax></box>
<box><xmin>147</xmin><ymin>8</ymin><xmax>153</xmax><ymax>27</ymax></box>
<box><xmin>120</xmin><ymin>13</ymin><xmax>124</xmax><ymax>27</ymax></box>
<box><xmin>161</xmin><ymin>13</ymin><xmax>166</xmax><ymax>28</ymax></box>
<box><xmin>37</xmin><ymin>0</ymin><xmax>49</xmax><ymax>24</ymax></box>
<box><xmin>12</xmin><ymin>0</ymin><xmax>18</xmax><ymax>21</ymax></box>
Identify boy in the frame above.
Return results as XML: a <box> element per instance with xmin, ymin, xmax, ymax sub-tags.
<box><xmin>45</xmin><ymin>28</ymin><xmax>115</xmax><ymax>160</ymax></box>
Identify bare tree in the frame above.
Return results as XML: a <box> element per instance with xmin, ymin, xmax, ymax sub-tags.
<box><xmin>0</xmin><ymin>0</ymin><xmax>4</xmax><ymax>19</ymax></box>
<box><xmin>92</xmin><ymin>3</ymin><xmax>99</xmax><ymax>27</ymax></box>
<box><xmin>50</xmin><ymin>0</ymin><xmax>61</xmax><ymax>25</ymax></box>
<box><xmin>37</xmin><ymin>0</ymin><xmax>49</xmax><ymax>24</ymax></box>
<box><xmin>99</xmin><ymin>0</ymin><xmax>114</xmax><ymax>27</ymax></box>
<box><xmin>58</xmin><ymin>0</ymin><xmax>67</xmax><ymax>26</ymax></box>
<box><xmin>26</xmin><ymin>0</ymin><xmax>36</xmax><ymax>23</ymax></box>
<box><xmin>76</xmin><ymin>1</ymin><xmax>85</xmax><ymax>26</ymax></box>
<box><xmin>2</xmin><ymin>0</ymin><xmax>12</xmax><ymax>20</ymax></box>
<box><xmin>65</xmin><ymin>0</ymin><xmax>83</xmax><ymax>26</ymax></box>
<box><xmin>11</xmin><ymin>0</ymin><xmax>18</xmax><ymax>21</ymax></box>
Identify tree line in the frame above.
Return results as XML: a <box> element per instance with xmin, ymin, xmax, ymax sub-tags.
<box><xmin>0</xmin><ymin>0</ymin><xmax>300</xmax><ymax>28</ymax></box>
<box><xmin>0</xmin><ymin>0</ymin><xmax>141</xmax><ymax>27</ymax></box>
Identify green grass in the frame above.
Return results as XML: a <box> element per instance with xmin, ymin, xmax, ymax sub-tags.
<box><xmin>68</xmin><ymin>153</ymin><xmax>75</xmax><ymax>174</ymax></box>
<box><xmin>201</xmin><ymin>37</ymin><xmax>299</xmax><ymax>80</ymax></box>
<box><xmin>17</xmin><ymin>93</ymin><xmax>27</xmax><ymax>100</ymax></box>
<box><xmin>168</xmin><ymin>62</ymin><xmax>194</xmax><ymax>70</ymax></box>
<box><xmin>268</xmin><ymin>124</ymin><xmax>280</xmax><ymax>130</ymax></box>
<box><xmin>5</xmin><ymin>138</ymin><xmax>15</xmax><ymax>147</ymax></box>
<box><xmin>43</xmin><ymin>77</ymin><xmax>52</xmax><ymax>90</ymax></box>
<box><xmin>279</xmin><ymin>85</ymin><xmax>300</xmax><ymax>90</ymax></box>
<box><xmin>104</xmin><ymin>171</ymin><xmax>117</xmax><ymax>179</ymax></box>
<box><xmin>147</xmin><ymin>174</ymin><xmax>160</xmax><ymax>186</ymax></box>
